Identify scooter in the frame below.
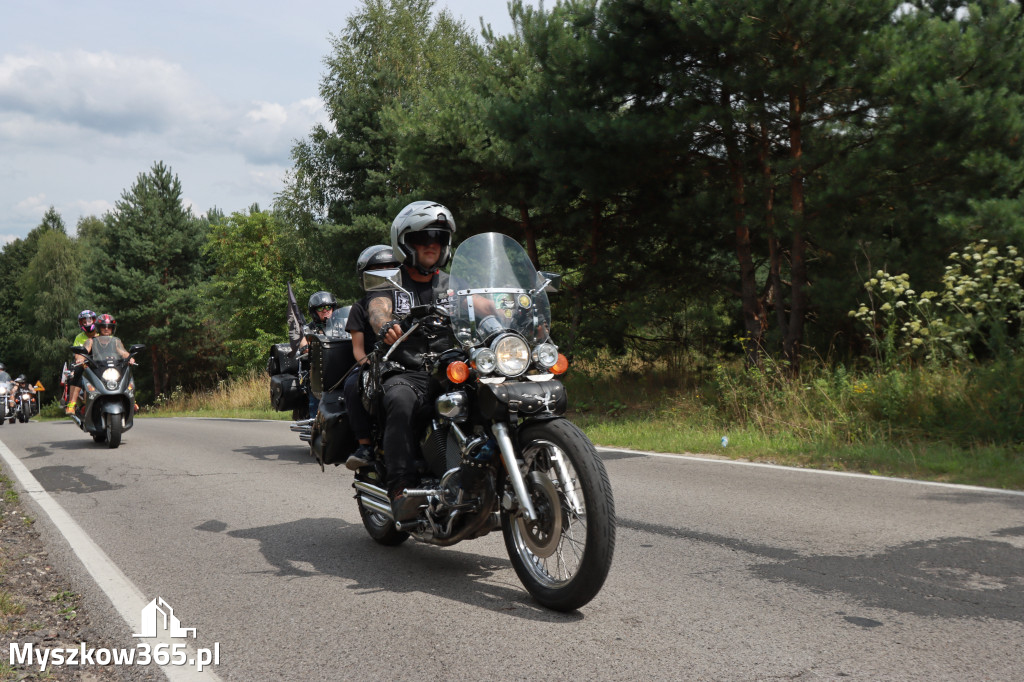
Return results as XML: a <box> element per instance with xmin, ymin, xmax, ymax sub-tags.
<box><xmin>69</xmin><ymin>340</ymin><xmax>145</xmax><ymax>448</ymax></box>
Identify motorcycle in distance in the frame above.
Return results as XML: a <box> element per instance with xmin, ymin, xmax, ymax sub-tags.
<box><xmin>12</xmin><ymin>375</ymin><xmax>37</xmax><ymax>423</ymax></box>
<box><xmin>69</xmin><ymin>339</ymin><xmax>145</xmax><ymax>448</ymax></box>
<box><xmin>0</xmin><ymin>379</ymin><xmax>17</xmax><ymax>425</ymax></box>
<box><xmin>310</xmin><ymin>232</ymin><xmax>616</xmax><ymax>612</ymax></box>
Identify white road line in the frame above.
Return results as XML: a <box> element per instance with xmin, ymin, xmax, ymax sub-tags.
<box><xmin>596</xmin><ymin>445</ymin><xmax>1024</xmax><ymax>497</ymax></box>
<box><xmin>0</xmin><ymin>437</ymin><xmax>223</xmax><ymax>681</ymax></box>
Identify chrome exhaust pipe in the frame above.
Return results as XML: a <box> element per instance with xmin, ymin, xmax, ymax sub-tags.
<box><xmin>299</xmin><ymin>434</ymin><xmax>311</xmax><ymax>442</ymax></box>
<box><xmin>353</xmin><ymin>479</ymin><xmax>390</xmax><ymax>504</ymax></box>
<box><xmin>357</xmin><ymin>494</ymin><xmax>393</xmax><ymax>520</ymax></box>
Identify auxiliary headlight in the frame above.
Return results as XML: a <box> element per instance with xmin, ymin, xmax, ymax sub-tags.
<box><xmin>472</xmin><ymin>348</ymin><xmax>498</xmax><ymax>375</ymax></box>
<box><xmin>493</xmin><ymin>334</ymin><xmax>530</xmax><ymax>377</ymax></box>
<box><xmin>532</xmin><ymin>343</ymin><xmax>559</xmax><ymax>370</ymax></box>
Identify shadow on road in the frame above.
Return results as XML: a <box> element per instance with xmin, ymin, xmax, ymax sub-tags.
<box><xmin>196</xmin><ymin>517</ymin><xmax>582</xmax><ymax>623</ymax></box>
<box><xmin>231</xmin><ymin>443</ymin><xmax>315</xmax><ymax>465</ymax></box>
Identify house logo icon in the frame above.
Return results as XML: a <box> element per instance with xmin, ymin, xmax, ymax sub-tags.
<box><xmin>132</xmin><ymin>597</ymin><xmax>197</xmax><ymax>638</ymax></box>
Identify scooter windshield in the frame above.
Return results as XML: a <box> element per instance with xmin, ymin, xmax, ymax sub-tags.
<box><xmin>90</xmin><ymin>336</ymin><xmax>127</xmax><ymax>363</ymax></box>
<box><xmin>449</xmin><ymin>233</ymin><xmax>552</xmax><ymax>347</ymax></box>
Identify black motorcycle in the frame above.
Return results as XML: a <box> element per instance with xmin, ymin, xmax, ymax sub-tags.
<box><xmin>310</xmin><ymin>233</ymin><xmax>615</xmax><ymax>611</ymax></box>
<box><xmin>12</xmin><ymin>376</ymin><xmax>37</xmax><ymax>423</ymax></box>
<box><xmin>69</xmin><ymin>338</ymin><xmax>144</xmax><ymax>448</ymax></box>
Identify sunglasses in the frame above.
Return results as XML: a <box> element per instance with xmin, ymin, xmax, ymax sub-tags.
<box><xmin>406</xmin><ymin>229</ymin><xmax>449</xmax><ymax>247</ymax></box>
<box><xmin>315</xmin><ymin>305</ymin><xmax>333</xmax><ymax>312</ymax></box>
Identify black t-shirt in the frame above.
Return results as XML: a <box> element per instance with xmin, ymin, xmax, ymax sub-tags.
<box><xmin>367</xmin><ymin>268</ymin><xmax>453</xmax><ymax>370</ymax></box>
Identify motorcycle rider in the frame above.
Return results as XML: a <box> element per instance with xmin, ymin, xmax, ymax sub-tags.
<box><xmin>366</xmin><ymin>201</ymin><xmax>461</xmax><ymax>522</ymax></box>
<box><xmin>66</xmin><ymin>309</ymin><xmax>99</xmax><ymax>414</ymax></box>
<box><xmin>83</xmin><ymin>314</ymin><xmax>134</xmax><ymax>361</ymax></box>
<box><xmin>0</xmin><ymin>363</ymin><xmax>10</xmax><ymax>384</ymax></box>
<box><xmin>300</xmin><ymin>291</ymin><xmax>344</xmax><ymax>418</ymax></box>
<box><xmin>343</xmin><ymin>244</ymin><xmax>401</xmax><ymax>470</ymax></box>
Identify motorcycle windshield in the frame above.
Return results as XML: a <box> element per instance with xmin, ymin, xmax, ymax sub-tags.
<box><xmin>449</xmin><ymin>233</ymin><xmax>551</xmax><ymax>347</ymax></box>
<box><xmin>90</xmin><ymin>336</ymin><xmax>126</xmax><ymax>363</ymax></box>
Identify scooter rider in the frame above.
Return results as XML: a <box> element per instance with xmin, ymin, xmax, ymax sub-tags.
<box><xmin>343</xmin><ymin>244</ymin><xmax>401</xmax><ymax>470</ymax></box>
<box><xmin>66</xmin><ymin>310</ymin><xmax>99</xmax><ymax>414</ymax></box>
<box><xmin>83</xmin><ymin>314</ymin><xmax>135</xmax><ymax>361</ymax></box>
<box><xmin>366</xmin><ymin>201</ymin><xmax>458</xmax><ymax>522</ymax></box>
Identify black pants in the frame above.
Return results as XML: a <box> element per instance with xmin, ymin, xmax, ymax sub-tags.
<box><xmin>381</xmin><ymin>371</ymin><xmax>432</xmax><ymax>495</ymax></box>
<box><xmin>342</xmin><ymin>369</ymin><xmax>371</xmax><ymax>441</ymax></box>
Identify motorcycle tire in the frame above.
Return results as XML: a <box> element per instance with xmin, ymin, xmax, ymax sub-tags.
<box><xmin>106</xmin><ymin>416</ymin><xmax>123</xmax><ymax>449</ymax></box>
<box><xmin>356</xmin><ymin>479</ymin><xmax>409</xmax><ymax>546</ymax></box>
<box><xmin>501</xmin><ymin>418</ymin><xmax>616</xmax><ymax>612</ymax></box>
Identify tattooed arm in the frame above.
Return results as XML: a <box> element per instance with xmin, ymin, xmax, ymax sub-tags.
<box><xmin>368</xmin><ymin>295</ymin><xmax>402</xmax><ymax>345</ymax></box>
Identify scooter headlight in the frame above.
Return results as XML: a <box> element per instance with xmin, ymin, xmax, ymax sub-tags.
<box><xmin>493</xmin><ymin>334</ymin><xmax>530</xmax><ymax>377</ymax></box>
<box><xmin>101</xmin><ymin>368</ymin><xmax>120</xmax><ymax>389</ymax></box>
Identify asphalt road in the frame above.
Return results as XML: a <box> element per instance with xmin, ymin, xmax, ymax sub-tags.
<box><xmin>2</xmin><ymin>417</ymin><xmax>1023</xmax><ymax>681</ymax></box>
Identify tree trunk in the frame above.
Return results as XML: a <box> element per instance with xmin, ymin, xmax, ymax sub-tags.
<box><xmin>723</xmin><ymin>91</ymin><xmax>765</xmax><ymax>366</ymax></box>
<box><xmin>519</xmin><ymin>204</ymin><xmax>539</xmax><ymax>267</ymax></box>
<box><xmin>784</xmin><ymin>83</ymin><xmax>808</xmax><ymax>372</ymax></box>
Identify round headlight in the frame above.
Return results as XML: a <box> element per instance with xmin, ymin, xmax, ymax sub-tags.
<box><xmin>493</xmin><ymin>334</ymin><xmax>530</xmax><ymax>377</ymax></box>
<box><xmin>532</xmin><ymin>343</ymin><xmax>559</xmax><ymax>369</ymax></box>
<box><xmin>473</xmin><ymin>348</ymin><xmax>498</xmax><ymax>375</ymax></box>
<box><xmin>102</xmin><ymin>368</ymin><xmax>121</xmax><ymax>383</ymax></box>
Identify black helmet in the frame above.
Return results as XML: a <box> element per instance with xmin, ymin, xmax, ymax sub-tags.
<box><xmin>356</xmin><ymin>245</ymin><xmax>401</xmax><ymax>287</ymax></box>
<box><xmin>390</xmin><ymin>201</ymin><xmax>456</xmax><ymax>275</ymax></box>
<box><xmin>307</xmin><ymin>291</ymin><xmax>337</xmax><ymax>316</ymax></box>
<box><xmin>14</xmin><ymin>374</ymin><xmax>25</xmax><ymax>383</ymax></box>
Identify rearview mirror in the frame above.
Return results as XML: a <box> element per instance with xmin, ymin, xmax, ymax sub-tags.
<box><xmin>363</xmin><ymin>268</ymin><xmax>404</xmax><ymax>292</ymax></box>
<box><xmin>70</xmin><ymin>345</ymin><xmax>88</xmax><ymax>354</ymax></box>
<box><xmin>537</xmin><ymin>271</ymin><xmax>562</xmax><ymax>294</ymax></box>
<box><xmin>129</xmin><ymin>344</ymin><xmax>146</xmax><ymax>355</ymax></box>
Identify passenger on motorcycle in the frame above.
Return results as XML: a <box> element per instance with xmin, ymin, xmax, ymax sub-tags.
<box><xmin>343</xmin><ymin>244</ymin><xmax>401</xmax><ymax>470</ymax></box>
<box><xmin>367</xmin><ymin>201</ymin><xmax>461</xmax><ymax>522</ymax></box>
<box><xmin>66</xmin><ymin>309</ymin><xmax>99</xmax><ymax>414</ymax></box>
<box><xmin>300</xmin><ymin>291</ymin><xmax>345</xmax><ymax>417</ymax></box>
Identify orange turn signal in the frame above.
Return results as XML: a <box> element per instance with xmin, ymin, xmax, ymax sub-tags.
<box><xmin>551</xmin><ymin>353</ymin><xmax>569</xmax><ymax>375</ymax></box>
<box><xmin>446</xmin><ymin>361</ymin><xmax>470</xmax><ymax>384</ymax></box>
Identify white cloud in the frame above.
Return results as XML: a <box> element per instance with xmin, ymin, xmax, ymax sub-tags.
<box><xmin>14</xmin><ymin>193</ymin><xmax>48</xmax><ymax>214</ymax></box>
<box><xmin>69</xmin><ymin>199</ymin><xmax>114</xmax><ymax>218</ymax></box>
<box><xmin>0</xmin><ymin>50</ymin><xmax>208</xmax><ymax>137</ymax></box>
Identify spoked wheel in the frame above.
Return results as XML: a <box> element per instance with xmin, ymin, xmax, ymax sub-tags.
<box><xmin>106</xmin><ymin>415</ymin><xmax>122</xmax><ymax>449</ymax></box>
<box><xmin>502</xmin><ymin>418</ymin><xmax>616</xmax><ymax>612</ymax></box>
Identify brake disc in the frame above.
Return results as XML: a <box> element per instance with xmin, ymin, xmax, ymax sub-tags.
<box><xmin>515</xmin><ymin>471</ymin><xmax>563</xmax><ymax>558</ymax></box>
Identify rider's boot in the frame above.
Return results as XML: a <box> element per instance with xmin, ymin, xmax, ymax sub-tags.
<box><xmin>345</xmin><ymin>443</ymin><xmax>374</xmax><ymax>471</ymax></box>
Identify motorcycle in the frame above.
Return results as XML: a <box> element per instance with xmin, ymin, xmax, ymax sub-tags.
<box><xmin>69</xmin><ymin>338</ymin><xmax>145</xmax><ymax>448</ymax></box>
<box><xmin>310</xmin><ymin>232</ymin><xmax>615</xmax><ymax>611</ymax></box>
<box><xmin>12</xmin><ymin>376</ymin><xmax>37</xmax><ymax>423</ymax></box>
<box><xmin>0</xmin><ymin>381</ymin><xmax>16</xmax><ymax>425</ymax></box>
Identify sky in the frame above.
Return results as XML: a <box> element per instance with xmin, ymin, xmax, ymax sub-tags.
<box><xmin>0</xmin><ymin>0</ymin><xmax>519</xmax><ymax>243</ymax></box>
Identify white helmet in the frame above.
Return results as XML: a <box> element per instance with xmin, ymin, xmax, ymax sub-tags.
<box><xmin>390</xmin><ymin>201</ymin><xmax>456</xmax><ymax>275</ymax></box>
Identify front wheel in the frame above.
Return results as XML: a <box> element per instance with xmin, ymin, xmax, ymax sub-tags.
<box><xmin>502</xmin><ymin>419</ymin><xmax>616</xmax><ymax>612</ymax></box>
<box><xmin>106</xmin><ymin>415</ymin><xmax>122</xmax><ymax>448</ymax></box>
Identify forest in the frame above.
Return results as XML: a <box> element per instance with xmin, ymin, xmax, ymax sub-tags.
<box><xmin>1</xmin><ymin>0</ymin><xmax>1022</xmax><ymax>436</ymax></box>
